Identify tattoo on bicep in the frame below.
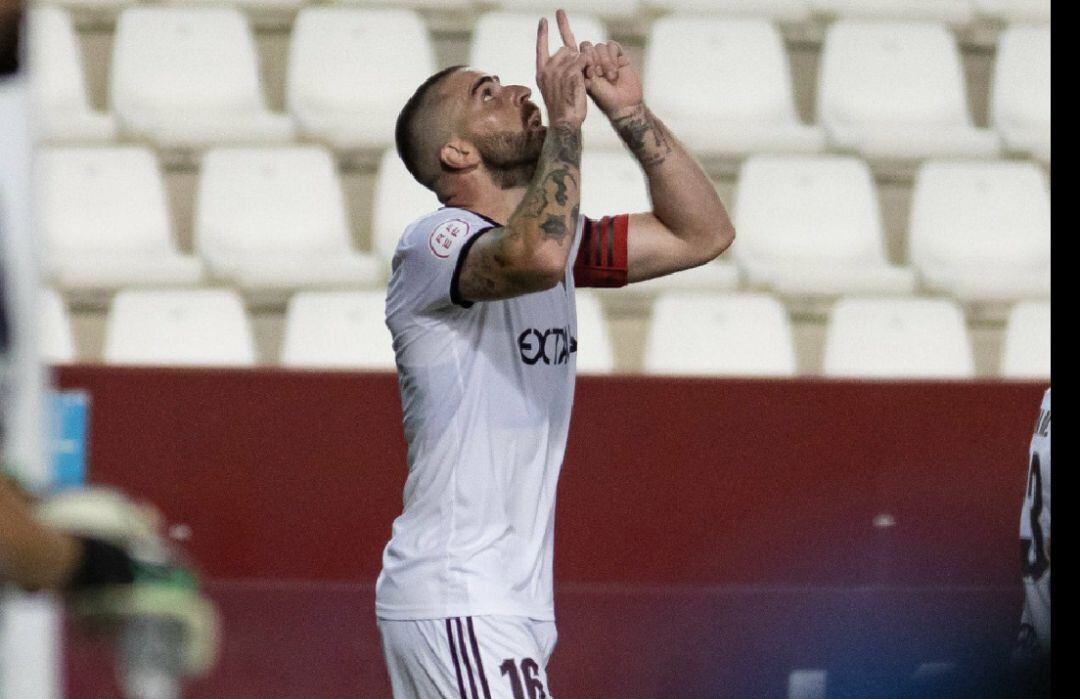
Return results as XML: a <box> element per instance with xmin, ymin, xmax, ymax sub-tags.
<box><xmin>464</xmin><ymin>233</ymin><xmax>524</xmax><ymax>297</ymax></box>
<box><xmin>613</xmin><ymin>106</ymin><xmax>672</xmax><ymax>167</ymax></box>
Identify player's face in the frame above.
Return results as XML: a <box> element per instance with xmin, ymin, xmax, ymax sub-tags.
<box><xmin>453</xmin><ymin>70</ymin><xmax>546</xmax><ymax>185</ymax></box>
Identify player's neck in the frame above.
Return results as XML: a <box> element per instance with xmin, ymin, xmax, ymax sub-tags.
<box><xmin>442</xmin><ymin>183</ymin><xmax>527</xmax><ymax>227</ymax></box>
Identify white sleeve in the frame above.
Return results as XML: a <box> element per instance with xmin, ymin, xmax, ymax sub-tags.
<box><xmin>389</xmin><ymin>210</ymin><xmax>496</xmax><ymax>315</ymax></box>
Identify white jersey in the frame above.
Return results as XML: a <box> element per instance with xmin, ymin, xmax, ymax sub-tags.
<box><xmin>376</xmin><ymin>207</ymin><xmax>585</xmax><ymax>621</ymax></box>
<box><xmin>1016</xmin><ymin>387</ymin><xmax>1051</xmax><ymax>655</ymax></box>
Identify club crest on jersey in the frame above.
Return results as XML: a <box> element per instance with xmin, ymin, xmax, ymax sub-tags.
<box><xmin>518</xmin><ymin>326</ymin><xmax>578</xmax><ymax>366</ymax></box>
<box><xmin>428</xmin><ymin>219</ymin><xmax>471</xmax><ymax>259</ymax></box>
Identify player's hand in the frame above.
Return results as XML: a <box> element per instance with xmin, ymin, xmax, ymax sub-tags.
<box><xmin>577</xmin><ymin>36</ymin><xmax>643</xmax><ymax>121</ymax></box>
<box><xmin>536</xmin><ymin>11</ymin><xmax>588</xmax><ymax>130</ymax></box>
<box><xmin>37</xmin><ymin>487</ymin><xmax>221</xmax><ymax>678</ymax></box>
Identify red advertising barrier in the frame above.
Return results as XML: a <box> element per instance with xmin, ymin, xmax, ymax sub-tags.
<box><xmin>55</xmin><ymin>367</ymin><xmax>1044</xmax><ymax>697</ymax></box>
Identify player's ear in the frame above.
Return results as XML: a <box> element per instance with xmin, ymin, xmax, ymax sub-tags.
<box><xmin>439</xmin><ymin>138</ymin><xmax>480</xmax><ymax>172</ymax></box>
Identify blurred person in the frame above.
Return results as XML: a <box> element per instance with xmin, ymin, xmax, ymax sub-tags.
<box><xmin>0</xmin><ymin>474</ymin><xmax>221</xmax><ymax>699</ymax></box>
<box><xmin>1010</xmin><ymin>387</ymin><xmax>1050</xmax><ymax>695</ymax></box>
<box><xmin>2</xmin><ymin>7</ymin><xmax>218</xmax><ymax>696</ymax></box>
<box><xmin>377</xmin><ymin>9</ymin><xmax>734</xmax><ymax>697</ymax></box>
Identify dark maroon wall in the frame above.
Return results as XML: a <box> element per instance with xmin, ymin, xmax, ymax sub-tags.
<box><xmin>55</xmin><ymin>367</ymin><xmax>1045</xmax><ymax>698</ymax></box>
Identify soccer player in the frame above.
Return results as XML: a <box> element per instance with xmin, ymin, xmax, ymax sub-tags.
<box><xmin>1012</xmin><ymin>387</ymin><xmax>1050</xmax><ymax>692</ymax></box>
<box><xmin>377</xmin><ymin>10</ymin><xmax>735</xmax><ymax>697</ymax></box>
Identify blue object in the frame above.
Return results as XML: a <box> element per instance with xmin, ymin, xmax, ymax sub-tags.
<box><xmin>50</xmin><ymin>390</ymin><xmax>89</xmax><ymax>489</ymax></box>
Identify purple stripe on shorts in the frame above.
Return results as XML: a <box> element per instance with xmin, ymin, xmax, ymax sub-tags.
<box><xmin>466</xmin><ymin>617</ymin><xmax>492</xmax><ymax>699</ymax></box>
<box><xmin>446</xmin><ymin>619</ymin><xmax>467</xmax><ymax>699</ymax></box>
<box><xmin>455</xmin><ymin>617</ymin><xmax>480</xmax><ymax>699</ymax></box>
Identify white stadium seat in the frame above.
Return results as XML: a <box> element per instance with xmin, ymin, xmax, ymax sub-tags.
<box><xmin>809</xmin><ymin>0</ymin><xmax>973</xmax><ymax>24</ymax></box>
<box><xmin>110</xmin><ymin>7</ymin><xmax>294</xmax><ymax>149</ymax></box>
<box><xmin>27</xmin><ymin>8</ymin><xmax>117</xmax><ymax>144</ymax></box>
<box><xmin>372</xmin><ymin>148</ymin><xmax>443</xmax><ymax>269</ymax></box>
<box><xmin>991</xmin><ymin>25</ymin><xmax>1051</xmax><ymax>163</ymax></box>
<box><xmin>287</xmin><ymin>8</ymin><xmax>436</xmax><ymax>152</ymax></box>
<box><xmin>493</xmin><ymin>0</ymin><xmax>640</xmax><ymax>20</ymax></box>
<box><xmin>823</xmin><ymin>297</ymin><xmax>975</xmax><ymax>378</ymax></box>
<box><xmin>909</xmin><ymin>160</ymin><xmax>1050</xmax><ymax>303</ymax></box>
<box><xmin>35</xmin><ymin>147</ymin><xmax>203</xmax><ymax>291</ymax></box>
<box><xmin>644</xmin><ymin>17</ymin><xmax>824</xmax><ymax>158</ymax></box>
<box><xmin>1001</xmin><ymin>301</ymin><xmax>1050</xmax><ymax>379</ymax></box>
<box><xmin>40</xmin><ymin>289</ymin><xmax>77</xmax><ymax>364</ymax></box>
<box><xmin>643</xmin><ymin>292</ymin><xmax>796</xmax><ymax>376</ymax></box>
<box><xmin>281</xmin><ymin>291</ymin><xmax>396</xmax><ymax>370</ymax></box>
<box><xmin>332</xmin><ymin>0</ymin><xmax>472</xmax><ymax>9</ymax></box>
<box><xmin>195</xmin><ymin>147</ymin><xmax>379</xmax><ymax>293</ymax></box>
<box><xmin>973</xmin><ymin>0</ymin><xmax>1050</xmax><ymax>23</ymax></box>
<box><xmin>733</xmin><ymin>155</ymin><xmax>915</xmax><ymax>297</ymax></box>
<box><xmin>629</xmin><ymin>261</ymin><xmax>741</xmax><ymax>294</ymax></box>
<box><xmin>644</xmin><ymin>0</ymin><xmax>811</xmax><ymax>22</ymax></box>
<box><xmin>33</xmin><ymin>0</ymin><xmax>130</xmax><ymax>12</ymax></box>
<box><xmin>104</xmin><ymin>289</ymin><xmax>256</xmax><ymax>366</ymax></box>
<box><xmin>470</xmin><ymin>12</ymin><xmax>621</xmax><ymax>150</ymax></box>
<box><xmin>574</xmin><ymin>290</ymin><xmax>614</xmax><ymax>374</ymax></box>
<box><xmin>580</xmin><ymin>148</ymin><xmax>650</xmax><ymax>220</ymax></box>
<box><xmin>817</xmin><ymin>21</ymin><xmax>999</xmax><ymax>160</ymax></box>
<box><xmin>162</xmin><ymin>0</ymin><xmax>305</xmax><ymax>14</ymax></box>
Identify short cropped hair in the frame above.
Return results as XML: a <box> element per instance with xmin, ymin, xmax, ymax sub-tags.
<box><xmin>395</xmin><ymin>65</ymin><xmax>466</xmax><ymax>189</ymax></box>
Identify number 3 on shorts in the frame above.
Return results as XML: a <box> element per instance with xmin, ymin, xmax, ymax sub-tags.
<box><xmin>500</xmin><ymin>657</ymin><xmax>548</xmax><ymax>699</ymax></box>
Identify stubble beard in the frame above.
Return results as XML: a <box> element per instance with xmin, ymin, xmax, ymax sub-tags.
<box><xmin>473</xmin><ymin>126</ymin><xmax>547</xmax><ymax>190</ymax></box>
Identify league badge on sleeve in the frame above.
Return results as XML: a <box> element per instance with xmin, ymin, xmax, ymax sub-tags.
<box><xmin>428</xmin><ymin>219</ymin><xmax>471</xmax><ymax>260</ymax></box>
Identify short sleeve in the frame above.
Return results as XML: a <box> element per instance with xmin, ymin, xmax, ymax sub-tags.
<box><xmin>388</xmin><ymin>211</ymin><xmax>493</xmax><ymax>315</ymax></box>
<box><xmin>573</xmin><ymin>214</ymin><xmax>629</xmax><ymax>288</ymax></box>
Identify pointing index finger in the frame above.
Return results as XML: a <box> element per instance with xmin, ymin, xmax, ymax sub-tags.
<box><xmin>536</xmin><ymin>17</ymin><xmax>550</xmax><ymax>71</ymax></box>
<box><xmin>556</xmin><ymin>9</ymin><xmax>577</xmax><ymax>50</ymax></box>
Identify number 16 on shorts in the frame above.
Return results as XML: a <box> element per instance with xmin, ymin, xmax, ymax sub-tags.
<box><xmin>379</xmin><ymin>616</ymin><xmax>558</xmax><ymax>699</ymax></box>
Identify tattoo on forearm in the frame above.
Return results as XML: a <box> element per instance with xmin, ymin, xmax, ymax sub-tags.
<box><xmin>549</xmin><ymin>170</ymin><xmax>574</xmax><ymax>206</ymax></box>
<box><xmin>509</xmin><ymin>123</ymin><xmax>582</xmax><ymax>246</ymax></box>
<box><xmin>540</xmin><ymin>215</ymin><xmax>568</xmax><ymax>241</ymax></box>
<box><xmin>612</xmin><ymin>105</ymin><xmax>673</xmax><ymax>168</ymax></box>
<box><xmin>553</xmin><ymin>125</ymin><xmax>582</xmax><ymax>164</ymax></box>
<box><xmin>463</xmin><ymin>123</ymin><xmax>584</xmax><ymax>299</ymax></box>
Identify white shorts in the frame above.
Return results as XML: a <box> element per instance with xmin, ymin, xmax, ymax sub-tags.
<box><xmin>378</xmin><ymin>616</ymin><xmax>557</xmax><ymax>699</ymax></box>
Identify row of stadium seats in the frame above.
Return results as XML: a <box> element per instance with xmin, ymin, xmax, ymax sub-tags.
<box><xmin>30</xmin><ymin>7</ymin><xmax>1050</xmax><ymax>162</ymax></box>
<box><xmin>30</xmin><ymin>0</ymin><xmax>1053</xmax><ymax>25</ymax></box>
<box><xmin>41</xmin><ymin>287</ymin><xmax>1050</xmax><ymax>378</ymax></box>
<box><xmin>37</xmin><ymin>146</ymin><xmax>1050</xmax><ymax>304</ymax></box>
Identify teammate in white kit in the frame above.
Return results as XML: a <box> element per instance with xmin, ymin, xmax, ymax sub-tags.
<box><xmin>1011</xmin><ymin>388</ymin><xmax>1050</xmax><ymax>692</ymax></box>
<box><xmin>377</xmin><ymin>10</ymin><xmax>735</xmax><ymax>698</ymax></box>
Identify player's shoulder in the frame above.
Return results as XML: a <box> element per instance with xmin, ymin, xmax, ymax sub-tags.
<box><xmin>397</xmin><ymin>207</ymin><xmax>496</xmax><ymax>256</ymax></box>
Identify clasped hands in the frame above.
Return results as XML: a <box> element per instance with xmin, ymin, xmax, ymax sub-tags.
<box><xmin>536</xmin><ymin>9</ymin><xmax>644</xmax><ymax>127</ymax></box>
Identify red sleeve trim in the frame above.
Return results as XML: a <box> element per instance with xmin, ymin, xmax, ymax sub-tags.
<box><xmin>573</xmin><ymin>214</ymin><xmax>629</xmax><ymax>288</ymax></box>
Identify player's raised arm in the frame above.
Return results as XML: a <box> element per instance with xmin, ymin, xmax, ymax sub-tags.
<box><xmin>577</xmin><ymin>17</ymin><xmax>735</xmax><ymax>283</ymax></box>
<box><xmin>456</xmin><ymin>17</ymin><xmax>589</xmax><ymax>302</ymax></box>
